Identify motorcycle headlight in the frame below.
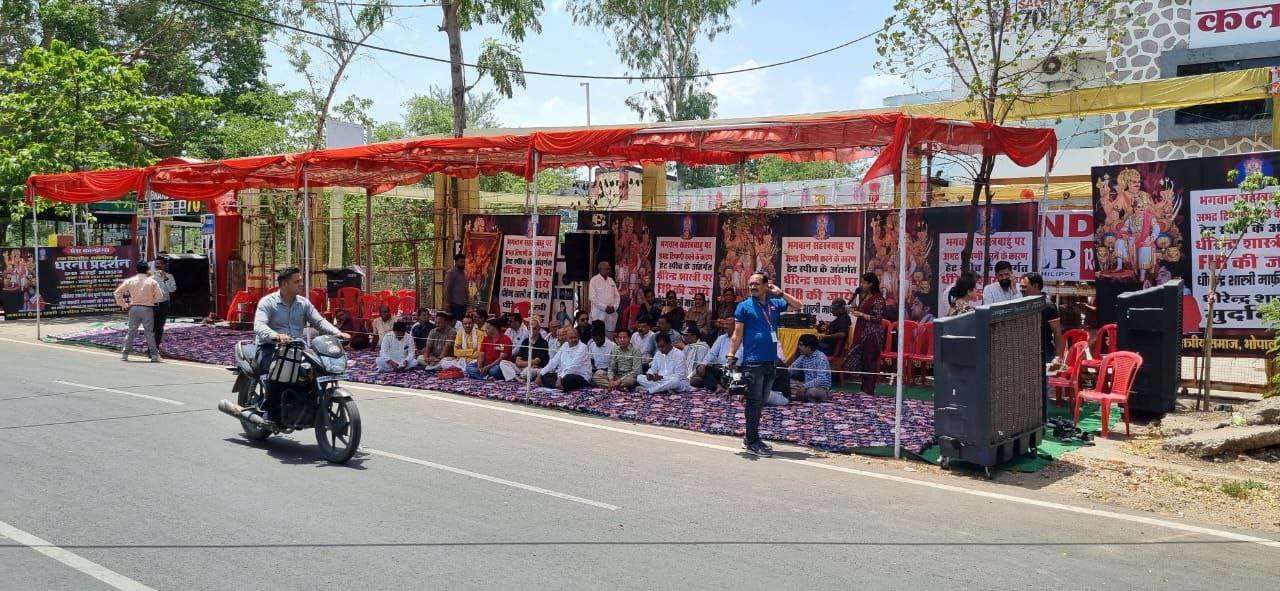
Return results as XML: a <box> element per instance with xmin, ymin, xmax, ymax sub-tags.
<box><xmin>322</xmin><ymin>356</ymin><xmax>348</xmax><ymax>374</ymax></box>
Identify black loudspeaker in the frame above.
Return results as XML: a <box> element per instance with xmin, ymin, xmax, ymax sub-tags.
<box><xmin>1116</xmin><ymin>280</ymin><xmax>1182</xmax><ymax>417</ymax></box>
<box><xmin>159</xmin><ymin>253</ymin><xmax>210</xmax><ymax>318</ymax></box>
<box><xmin>933</xmin><ymin>296</ymin><xmax>1046</xmax><ymax>471</ymax></box>
<box><xmin>562</xmin><ymin>232</ymin><xmax>614</xmax><ymax>282</ymax></box>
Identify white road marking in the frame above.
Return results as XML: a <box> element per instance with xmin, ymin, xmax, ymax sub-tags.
<box><xmin>10</xmin><ymin>336</ymin><xmax>1280</xmax><ymax>548</ymax></box>
<box><xmin>363</xmin><ymin>448</ymin><xmax>619</xmax><ymax>511</ymax></box>
<box><xmin>347</xmin><ymin>384</ymin><xmax>1280</xmax><ymax>549</ymax></box>
<box><xmin>53</xmin><ymin>380</ymin><xmax>185</xmax><ymax>406</ymax></box>
<box><xmin>0</xmin><ymin>519</ymin><xmax>157</xmax><ymax>591</ymax></box>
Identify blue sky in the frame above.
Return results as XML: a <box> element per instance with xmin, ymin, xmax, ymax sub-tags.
<box><xmin>265</xmin><ymin>1</ymin><xmax>916</xmax><ymax>131</ymax></box>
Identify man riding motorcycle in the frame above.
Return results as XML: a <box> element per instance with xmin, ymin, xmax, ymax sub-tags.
<box><xmin>252</xmin><ymin>266</ymin><xmax>350</xmax><ymax>427</ymax></box>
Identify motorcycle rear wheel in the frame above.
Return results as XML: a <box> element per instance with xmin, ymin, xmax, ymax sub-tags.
<box><xmin>316</xmin><ymin>393</ymin><xmax>361</xmax><ymax>464</ymax></box>
<box><xmin>237</xmin><ymin>377</ymin><xmax>271</xmax><ymax>441</ymax></box>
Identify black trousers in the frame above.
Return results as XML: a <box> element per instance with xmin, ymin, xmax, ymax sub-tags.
<box><xmin>540</xmin><ymin>373</ymin><xmax>588</xmax><ymax>392</ymax></box>
<box><xmin>153</xmin><ymin>300</ymin><xmax>170</xmax><ymax>346</ymax></box>
<box><xmin>254</xmin><ymin>344</ymin><xmax>282</xmax><ymax>418</ymax></box>
<box><xmin>742</xmin><ymin>361</ymin><xmax>776</xmax><ymax>445</ymax></box>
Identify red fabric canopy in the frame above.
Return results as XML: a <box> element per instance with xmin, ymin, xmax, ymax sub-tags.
<box><xmin>26</xmin><ymin>114</ymin><xmax>1056</xmax><ymax>204</ymax></box>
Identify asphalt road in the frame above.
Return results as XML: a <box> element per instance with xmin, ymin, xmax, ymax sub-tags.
<box><xmin>1</xmin><ymin>335</ymin><xmax>1277</xmax><ymax>590</ymax></box>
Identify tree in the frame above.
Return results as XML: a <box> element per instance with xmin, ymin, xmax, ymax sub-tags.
<box><xmin>568</xmin><ymin>0</ymin><xmax>755</xmax><ymax>185</ymax></box>
<box><xmin>1197</xmin><ymin>170</ymin><xmax>1280</xmax><ymax>408</ymax></box>
<box><xmin>0</xmin><ymin>41</ymin><xmax>215</xmax><ymax>221</ymax></box>
<box><xmin>189</xmin><ymin>86</ymin><xmax>312</xmax><ymax>159</ymax></box>
<box><xmin>877</xmin><ymin>0</ymin><xmax>1115</xmax><ymax>279</ymax></box>
<box><xmin>438</xmin><ymin>1</ymin><xmax>541</xmax><ymax>138</ymax></box>
<box><xmin>403</xmin><ymin>86</ymin><xmax>501</xmax><ymax>138</ymax></box>
<box><xmin>281</xmin><ymin>0</ymin><xmax>391</xmax><ymax>149</ymax></box>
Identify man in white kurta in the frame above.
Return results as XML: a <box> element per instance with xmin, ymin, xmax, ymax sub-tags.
<box><xmin>637</xmin><ymin>333</ymin><xmax>689</xmax><ymax>394</ymax></box>
<box><xmin>588</xmin><ymin>260</ymin><xmax>620</xmax><ymax>333</ymax></box>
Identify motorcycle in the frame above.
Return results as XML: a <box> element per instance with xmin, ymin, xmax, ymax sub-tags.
<box><xmin>218</xmin><ymin>335</ymin><xmax>362</xmax><ymax>464</ymax></box>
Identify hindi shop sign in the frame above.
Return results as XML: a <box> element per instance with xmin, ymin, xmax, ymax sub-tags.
<box><xmin>1189</xmin><ymin>188</ymin><xmax>1280</xmax><ymax>330</ymax></box>
<box><xmin>653</xmin><ymin>237</ymin><xmax>717</xmax><ymax>309</ymax></box>
<box><xmin>780</xmin><ymin>236</ymin><xmax>862</xmax><ymax>321</ymax></box>
<box><xmin>497</xmin><ymin>235</ymin><xmax>557</xmax><ymax>322</ymax></box>
<box><xmin>1040</xmin><ymin>210</ymin><xmax>1095</xmax><ymax>282</ymax></box>
<box><xmin>937</xmin><ymin>232</ymin><xmax>1034</xmax><ymax>316</ymax></box>
<box><xmin>1</xmin><ymin>245</ymin><xmax>135</xmax><ymax>319</ymax></box>
<box><xmin>1191</xmin><ymin>0</ymin><xmax>1280</xmax><ymax>48</ymax></box>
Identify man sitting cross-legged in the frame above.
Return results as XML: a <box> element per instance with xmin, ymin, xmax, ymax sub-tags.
<box><xmin>593</xmin><ymin>328</ymin><xmax>647</xmax><ymax>390</ymax></box>
<box><xmin>637</xmin><ymin>332</ymin><xmax>689</xmax><ymax>395</ymax></box>
<box><xmin>538</xmin><ymin>326</ymin><xmax>592</xmax><ymax>392</ymax></box>
<box><xmin>788</xmin><ymin>333</ymin><xmax>832</xmax><ymax>402</ymax></box>
<box><xmin>376</xmin><ymin>320</ymin><xmax>419</xmax><ymax>372</ymax></box>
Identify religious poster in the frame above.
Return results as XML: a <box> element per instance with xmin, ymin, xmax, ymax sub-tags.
<box><xmin>936</xmin><ymin>231</ymin><xmax>1034</xmax><ymax>317</ymax></box>
<box><xmin>1188</xmin><ymin>188</ymin><xmax>1280</xmax><ymax>330</ymax></box>
<box><xmin>1</xmin><ymin>245</ymin><xmax>136</xmax><ymax>319</ymax></box>
<box><xmin>461</xmin><ymin>214</ymin><xmax>561</xmax><ymax>315</ymax></box>
<box><xmin>1091</xmin><ymin>151</ymin><xmax>1278</xmax><ymax>356</ymax></box>
<box><xmin>654</xmin><ymin>236</ymin><xmax>717</xmax><ymax>310</ymax></box>
<box><xmin>1040</xmin><ymin>210</ymin><xmax>1096</xmax><ymax>282</ymax></box>
<box><xmin>716</xmin><ymin>213</ymin><xmax>779</xmax><ymax>299</ymax></box>
<box><xmin>778</xmin><ymin>212</ymin><xmax>865</xmax><ymax>321</ymax></box>
<box><xmin>497</xmin><ymin>234</ymin><xmax>557</xmax><ymax>321</ymax></box>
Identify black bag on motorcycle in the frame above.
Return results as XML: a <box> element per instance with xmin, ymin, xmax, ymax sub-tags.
<box><xmin>267</xmin><ymin>344</ymin><xmax>306</xmax><ymax>384</ymax></box>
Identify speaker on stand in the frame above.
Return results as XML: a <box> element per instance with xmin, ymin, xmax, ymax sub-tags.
<box><xmin>563</xmin><ymin>231</ymin><xmax>614</xmax><ymax>313</ymax></box>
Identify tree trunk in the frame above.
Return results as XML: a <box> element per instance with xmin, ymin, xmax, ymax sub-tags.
<box><xmin>442</xmin><ymin>1</ymin><xmax>466</xmax><ymax>306</ymax></box>
<box><xmin>1201</xmin><ymin>251</ymin><xmax>1218</xmax><ymax>411</ymax></box>
<box><xmin>960</xmin><ymin>154</ymin><xmax>996</xmax><ymax>276</ymax></box>
<box><xmin>982</xmin><ymin>183</ymin><xmax>994</xmax><ymax>283</ymax></box>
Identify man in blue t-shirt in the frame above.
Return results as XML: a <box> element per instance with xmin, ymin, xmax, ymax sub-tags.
<box><xmin>728</xmin><ymin>271</ymin><xmax>802</xmax><ymax>457</ymax></box>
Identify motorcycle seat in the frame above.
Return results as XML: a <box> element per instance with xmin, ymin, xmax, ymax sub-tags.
<box><xmin>235</xmin><ymin>342</ymin><xmax>260</xmax><ymax>373</ymax></box>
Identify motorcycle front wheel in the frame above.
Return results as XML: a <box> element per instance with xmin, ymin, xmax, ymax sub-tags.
<box><xmin>316</xmin><ymin>392</ymin><xmax>361</xmax><ymax>464</ymax></box>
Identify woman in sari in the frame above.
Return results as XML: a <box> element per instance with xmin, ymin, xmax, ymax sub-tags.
<box><xmin>947</xmin><ymin>273</ymin><xmax>978</xmax><ymax>317</ymax></box>
<box><xmin>843</xmin><ymin>272</ymin><xmax>887</xmax><ymax>395</ymax></box>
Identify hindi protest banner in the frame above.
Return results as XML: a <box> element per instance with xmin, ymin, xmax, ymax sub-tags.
<box><xmin>937</xmin><ymin>232</ymin><xmax>1034</xmax><ymax>316</ymax></box>
<box><xmin>1040</xmin><ymin>210</ymin><xmax>1095</xmax><ymax>282</ymax></box>
<box><xmin>497</xmin><ymin>234</ymin><xmax>557</xmax><ymax>321</ymax></box>
<box><xmin>654</xmin><ymin>236</ymin><xmax>717</xmax><ymax>309</ymax></box>
<box><xmin>1189</xmin><ymin>188</ymin><xmax>1280</xmax><ymax>330</ymax></box>
<box><xmin>781</xmin><ymin>236</ymin><xmax>862</xmax><ymax>321</ymax></box>
<box><xmin>1</xmin><ymin>245</ymin><xmax>135</xmax><ymax>318</ymax></box>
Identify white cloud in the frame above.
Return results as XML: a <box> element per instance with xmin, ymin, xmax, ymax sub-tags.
<box><xmin>794</xmin><ymin>77</ymin><xmax>833</xmax><ymax>113</ymax></box>
<box><xmin>850</xmin><ymin>73</ymin><xmax>911</xmax><ymax>109</ymax></box>
<box><xmin>707</xmin><ymin>60</ymin><xmax>767</xmax><ymax>116</ymax></box>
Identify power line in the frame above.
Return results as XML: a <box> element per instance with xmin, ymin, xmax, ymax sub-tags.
<box><xmin>335</xmin><ymin>1</ymin><xmax>445</xmax><ymax>7</ymax></box>
<box><xmin>180</xmin><ymin>0</ymin><xmax>890</xmax><ymax>81</ymax></box>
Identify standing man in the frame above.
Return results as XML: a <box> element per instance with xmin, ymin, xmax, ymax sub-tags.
<box><xmin>113</xmin><ymin>261</ymin><xmax>164</xmax><ymax>362</ymax></box>
<box><xmin>253</xmin><ymin>267</ymin><xmax>349</xmax><ymax>425</ymax></box>
<box><xmin>728</xmin><ymin>271</ymin><xmax>802</xmax><ymax>457</ymax></box>
<box><xmin>444</xmin><ymin>253</ymin><xmax>470</xmax><ymax>321</ymax></box>
<box><xmin>982</xmin><ymin>260</ymin><xmax>1021</xmax><ymax>305</ymax></box>
<box><xmin>151</xmin><ymin>258</ymin><xmax>177</xmax><ymax>347</ymax></box>
<box><xmin>589</xmin><ymin>260</ymin><xmax>620</xmax><ymax>333</ymax></box>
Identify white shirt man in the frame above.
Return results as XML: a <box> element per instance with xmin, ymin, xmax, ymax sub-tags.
<box><xmin>376</xmin><ymin>326</ymin><xmax>419</xmax><ymax>371</ymax></box>
<box><xmin>587</xmin><ymin>336</ymin><xmax>619</xmax><ymax>372</ymax></box>
<box><xmin>681</xmin><ymin>338</ymin><xmax>710</xmax><ymax>379</ymax></box>
<box><xmin>981</xmin><ymin>261</ymin><xmax>1022</xmax><ymax>305</ymax></box>
<box><xmin>505</xmin><ymin>318</ymin><xmax>530</xmax><ymax>348</ymax></box>
<box><xmin>588</xmin><ymin>261</ymin><xmax>620</xmax><ymax>332</ymax></box>
<box><xmin>632</xmin><ymin>324</ymin><xmax>657</xmax><ymax>357</ymax></box>
<box><xmin>539</xmin><ymin>335</ymin><xmax>593</xmax><ymax>391</ymax></box>
<box><xmin>637</xmin><ymin>337</ymin><xmax>689</xmax><ymax>394</ymax></box>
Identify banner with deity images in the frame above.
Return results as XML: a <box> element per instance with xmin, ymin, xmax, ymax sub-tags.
<box><xmin>778</xmin><ymin>212</ymin><xmax>866</xmax><ymax>321</ymax></box>
<box><xmin>716</xmin><ymin>213</ymin><xmax>780</xmax><ymax>302</ymax></box>
<box><xmin>1091</xmin><ymin>151</ymin><xmax>1278</xmax><ymax>357</ymax></box>
<box><xmin>863</xmin><ymin>202</ymin><xmax>1038</xmax><ymax>323</ymax></box>
<box><xmin>1</xmin><ymin>245</ymin><xmax>137</xmax><ymax>319</ymax></box>
<box><xmin>461</xmin><ymin>214</ymin><xmax>561</xmax><ymax>315</ymax></box>
<box><xmin>577</xmin><ymin>212</ymin><xmax>720</xmax><ymax>326</ymax></box>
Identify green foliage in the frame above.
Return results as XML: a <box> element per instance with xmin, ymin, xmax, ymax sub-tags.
<box><xmin>478</xmin><ymin>169</ymin><xmax>578</xmax><ymax>195</ymax></box>
<box><xmin>1220</xmin><ymin>480</ymin><xmax>1268</xmax><ymax>499</ymax></box>
<box><xmin>680</xmin><ymin>156</ymin><xmax>863</xmax><ymax>190</ymax></box>
<box><xmin>0</xmin><ymin>41</ymin><xmax>215</xmax><ymax>219</ymax></box>
<box><xmin>568</xmin><ymin>0</ymin><xmax>753</xmax><ymax>123</ymax></box>
<box><xmin>1262</xmin><ymin>298</ymin><xmax>1280</xmax><ymax>398</ymax></box>
<box><xmin>190</xmin><ymin>87</ymin><xmax>312</xmax><ymax>159</ymax></box>
<box><xmin>401</xmin><ymin>86</ymin><xmax>501</xmax><ymax>137</ymax></box>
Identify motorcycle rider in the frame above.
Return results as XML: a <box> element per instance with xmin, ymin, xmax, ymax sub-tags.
<box><xmin>252</xmin><ymin>267</ymin><xmax>350</xmax><ymax>427</ymax></box>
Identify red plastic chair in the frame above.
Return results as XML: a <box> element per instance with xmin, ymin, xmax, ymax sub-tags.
<box><xmin>906</xmin><ymin>321</ymin><xmax>934</xmax><ymax>385</ymax></box>
<box><xmin>397</xmin><ymin>295</ymin><xmax>416</xmax><ymax>318</ymax></box>
<box><xmin>878</xmin><ymin>320</ymin><xmax>897</xmax><ymax>373</ymax></box>
<box><xmin>1079</xmin><ymin>323</ymin><xmax>1118</xmax><ymax>375</ymax></box>
<box><xmin>1062</xmin><ymin>328</ymin><xmax>1089</xmax><ymax>351</ymax></box>
<box><xmin>336</xmin><ymin>287</ymin><xmax>361</xmax><ymax>314</ymax></box>
<box><xmin>358</xmin><ymin>294</ymin><xmax>380</xmax><ymax>319</ymax></box>
<box><xmin>1048</xmin><ymin>341</ymin><xmax>1089</xmax><ymax>407</ymax></box>
<box><xmin>308</xmin><ymin>288</ymin><xmax>328</xmax><ymax>314</ymax></box>
<box><xmin>396</xmin><ymin>289</ymin><xmax>416</xmax><ymax>300</ymax></box>
<box><xmin>1073</xmin><ymin>351</ymin><xmax>1144</xmax><ymax>437</ymax></box>
<box><xmin>377</xmin><ymin>289</ymin><xmax>393</xmax><ymax>299</ymax></box>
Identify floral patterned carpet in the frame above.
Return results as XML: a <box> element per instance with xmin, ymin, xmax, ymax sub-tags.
<box><xmin>54</xmin><ymin>324</ymin><xmax>936</xmax><ymax>454</ymax></box>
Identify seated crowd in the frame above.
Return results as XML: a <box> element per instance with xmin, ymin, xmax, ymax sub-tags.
<box><xmin>358</xmin><ymin>301</ymin><xmax>841</xmax><ymax>405</ymax></box>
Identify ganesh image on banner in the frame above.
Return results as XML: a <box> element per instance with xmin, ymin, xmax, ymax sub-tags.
<box><xmin>865</xmin><ymin>213</ymin><xmax>935</xmax><ymax>321</ymax></box>
<box><xmin>718</xmin><ymin>215</ymin><xmax>776</xmax><ymax>296</ymax></box>
<box><xmin>1094</xmin><ymin>166</ymin><xmax>1183</xmax><ymax>288</ymax></box>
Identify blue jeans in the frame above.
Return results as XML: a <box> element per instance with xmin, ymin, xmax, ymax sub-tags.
<box><xmin>742</xmin><ymin>361</ymin><xmax>776</xmax><ymax>445</ymax></box>
<box><xmin>466</xmin><ymin>363</ymin><xmax>503</xmax><ymax>380</ymax></box>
